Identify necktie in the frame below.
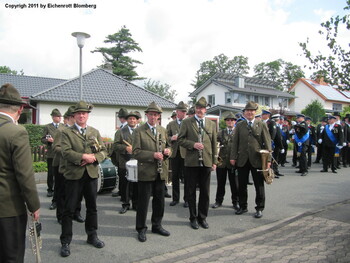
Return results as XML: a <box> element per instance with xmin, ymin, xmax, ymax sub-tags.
<box><xmin>248</xmin><ymin>121</ymin><xmax>252</xmax><ymax>127</ymax></box>
<box><xmin>228</xmin><ymin>129</ymin><xmax>232</xmax><ymax>135</ymax></box>
<box><xmin>54</xmin><ymin>124</ymin><xmax>58</xmax><ymax>129</ymax></box>
<box><xmin>81</xmin><ymin>128</ymin><xmax>86</xmax><ymax>136</ymax></box>
<box><xmin>130</xmin><ymin>128</ymin><xmax>134</xmax><ymax>134</ymax></box>
<box><xmin>151</xmin><ymin>127</ymin><xmax>156</xmax><ymax>136</ymax></box>
<box><xmin>199</xmin><ymin>119</ymin><xmax>204</xmax><ymax>128</ymax></box>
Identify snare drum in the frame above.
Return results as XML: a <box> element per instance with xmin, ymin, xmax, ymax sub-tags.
<box><xmin>97</xmin><ymin>159</ymin><xmax>118</xmax><ymax>193</ymax></box>
<box><xmin>126</xmin><ymin>159</ymin><xmax>138</xmax><ymax>182</ymax></box>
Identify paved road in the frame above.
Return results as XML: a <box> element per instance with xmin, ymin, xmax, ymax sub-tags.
<box><xmin>26</xmin><ymin>159</ymin><xmax>350</xmax><ymax>262</ymax></box>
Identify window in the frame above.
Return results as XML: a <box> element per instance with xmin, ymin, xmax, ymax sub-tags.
<box><xmin>225</xmin><ymin>92</ymin><xmax>231</xmax><ymax>104</ymax></box>
<box><xmin>208</xmin><ymin>94</ymin><xmax>215</xmax><ymax>105</ymax></box>
<box><xmin>264</xmin><ymin>97</ymin><xmax>270</xmax><ymax>106</ymax></box>
<box><xmin>254</xmin><ymin>95</ymin><xmax>259</xmax><ymax>103</ymax></box>
<box><xmin>332</xmin><ymin>103</ymin><xmax>342</xmax><ymax>111</ymax></box>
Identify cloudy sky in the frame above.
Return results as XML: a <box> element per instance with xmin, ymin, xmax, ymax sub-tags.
<box><xmin>0</xmin><ymin>0</ymin><xmax>348</xmax><ymax>103</ymax></box>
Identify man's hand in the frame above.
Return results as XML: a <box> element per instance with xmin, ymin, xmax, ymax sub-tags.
<box><xmin>163</xmin><ymin>148</ymin><xmax>171</xmax><ymax>156</ymax></box>
<box><xmin>82</xmin><ymin>153</ymin><xmax>96</xmax><ymax>164</ymax></box>
<box><xmin>154</xmin><ymin>152</ymin><xmax>164</xmax><ymax>161</ymax></box>
<box><xmin>267</xmin><ymin>162</ymin><xmax>271</xmax><ymax>169</ymax></box>
<box><xmin>194</xmin><ymin>142</ymin><xmax>204</xmax><ymax>150</ymax></box>
<box><xmin>126</xmin><ymin>145</ymin><xmax>132</xmax><ymax>154</ymax></box>
<box><xmin>230</xmin><ymin>159</ymin><xmax>236</xmax><ymax>166</ymax></box>
<box><xmin>31</xmin><ymin>209</ymin><xmax>40</xmax><ymax>221</ymax></box>
<box><xmin>47</xmin><ymin>137</ymin><xmax>54</xmax><ymax>143</ymax></box>
<box><xmin>171</xmin><ymin>134</ymin><xmax>178</xmax><ymax>141</ymax></box>
<box><xmin>211</xmin><ymin>164</ymin><xmax>217</xmax><ymax>171</ymax></box>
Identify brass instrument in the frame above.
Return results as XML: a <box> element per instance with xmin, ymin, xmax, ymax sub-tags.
<box><xmin>216</xmin><ymin>142</ymin><xmax>224</xmax><ymax>166</ymax></box>
<box><xmin>257</xmin><ymin>150</ymin><xmax>274</xmax><ymax>184</ymax></box>
<box><xmin>198</xmin><ymin>126</ymin><xmax>203</xmax><ymax>164</ymax></box>
<box><xmin>157</xmin><ymin>133</ymin><xmax>163</xmax><ymax>174</ymax></box>
<box><xmin>28</xmin><ymin>216</ymin><xmax>42</xmax><ymax>263</ymax></box>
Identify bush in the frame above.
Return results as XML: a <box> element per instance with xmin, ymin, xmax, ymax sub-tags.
<box><xmin>23</xmin><ymin>124</ymin><xmax>45</xmax><ymax>147</ymax></box>
<box><xmin>33</xmin><ymin>161</ymin><xmax>47</xmax><ymax>172</ymax></box>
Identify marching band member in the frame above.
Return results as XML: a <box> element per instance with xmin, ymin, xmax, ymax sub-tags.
<box><xmin>178</xmin><ymin>97</ymin><xmax>217</xmax><ymax>230</ymax></box>
<box><xmin>305</xmin><ymin>117</ymin><xmax>317</xmax><ymax>168</ymax></box>
<box><xmin>230</xmin><ymin>101</ymin><xmax>271</xmax><ymax>218</ymax></box>
<box><xmin>212</xmin><ymin>112</ymin><xmax>239</xmax><ymax>210</ymax></box>
<box><xmin>294</xmin><ymin>114</ymin><xmax>309</xmax><ymax>176</ymax></box>
<box><xmin>60</xmin><ymin>101</ymin><xmax>107</xmax><ymax>257</ymax></box>
<box><xmin>315</xmin><ymin>117</ymin><xmax>327</xmax><ymax>164</ymax></box>
<box><xmin>133</xmin><ymin>102</ymin><xmax>171</xmax><ymax>242</ymax></box>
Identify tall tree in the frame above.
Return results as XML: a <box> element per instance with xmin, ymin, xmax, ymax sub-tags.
<box><xmin>192</xmin><ymin>54</ymin><xmax>250</xmax><ymax>89</ymax></box>
<box><xmin>299</xmin><ymin>0</ymin><xmax>350</xmax><ymax>86</ymax></box>
<box><xmin>143</xmin><ymin>79</ymin><xmax>177</xmax><ymax>102</ymax></box>
<box><xmin>0</xmin><ymin>66</ymin><xmax>23</xmax><ymax>75</ymax></box>
<box><xmin>301</xmin><ymin>100</ymin><xmax>325</xmax><ymax>124</ymax></box>
<box><xmin>253</xmin><ymin>59</ymin><xmax>305</xmax><ymax>90</ymax></box>
<box><xmin>92</xmin><ymin>26</ymin><xmax>144</xmax><ymax>81</ymax></box>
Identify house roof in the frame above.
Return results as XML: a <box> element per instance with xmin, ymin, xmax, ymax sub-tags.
<box><xmin>190</xmin><ymin>72</ymin><xmax>294</xmax><ymax>98</ymax></box>
<box><xmin>291</xmin><ymin>78</ymin><xmax>350</xmax><ymax>103</ymax></box>
<box><xmin>30</xmin><ymin>68</ymin><xmax>176</xmax><ymax>109</ymax></box>
<box><xmin>0</xmin><ymin>73</ymin><xmax>66</xmax><ymax>98</ymax></box>
<box><xmin>206</xmin><ymin>104</ymin><xmax>243</xmax><ymax>115</ymax></box>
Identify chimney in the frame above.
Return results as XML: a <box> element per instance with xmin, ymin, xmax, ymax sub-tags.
<box><xmin>315</xmin><ymin>75</ymin><xmax>326</xmax><ymax>85</ymax></box>
<box><xmin>235</xmin><ymin>76</ymin><xmax>245</xmax><ymax>88</ymax></box>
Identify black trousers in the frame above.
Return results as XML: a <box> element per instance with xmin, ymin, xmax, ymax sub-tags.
<box><xmin>47</xmin><ymin>157</ymin><xmax>54</xmax><ymax>192</ymax></box>
<box><xmin>60</xmin><ymin>171</ymin><xmax>98</xmax><ymax>244</ymax></box>
<box><xmin>307</xmin><ymin>145</ymin><xmax>314</xmax><ymax>167</ymax></box>
<box><xmin>322</xmin><ymin>145</ymin><xmax>336</xmax><ymax>171</ymax></box>
<box><xmin>315</xmin><ymin>144</ymin><xmax>323</xmax><ymax>162</ymax></box>
<box><xmin>296</xmin><ymin>144</ymin><xmax>308</xmax><ymax>172</ymax></box>
<box><xmin>120</xmin><ymin>168</ymin><xmax>138</xmax><ymax>208</ymax></box>
<box><xmin>272</xmin><ymin>147</ymin><xmax>281</xmax><ymax>174</ymax></box>
<box><xmin>119</xmin><ymin>168</ymin><xmax>128</xmax><ymax>203</ymax></box>
<box><xmin>237</xmin><ymin>161</ymin><xmax>265</xmax><ymax>211</ymax></box>
<box><xmin>136</xmin><ymin>175</ymin><xmax>165</xmax><ymax>232</ymax></box>
<box><xmin>170</xmin><ymin>152</ymin><xmax>186</xmax><ymax>202</ymax></box>
<box><xmin>186</xmin><ymin>166</ymin><xmax>211</xmax><ymax>222</ymax></box>
<box><xmin>280</xmin><ymin>144</ymin><xmax>288</xmax><ymax>165</ymax></box>
<box><xmin>0</xmin><ymin>214</ymin><xmax>27</xmax><ymax>263</ymax></box>
<box><xmin>215</xmin><ymin>167</ymin><xmax>239</xmax><ymax>205</ymax></box>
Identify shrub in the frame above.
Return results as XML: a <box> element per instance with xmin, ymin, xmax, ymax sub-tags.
<box><xmin>23</xmin><ymin>124</ymin><xmax>45</xmax><ymax>147</ymax></box>
<box><xmin>33</xmin><ymin>161</ymin><xmax>47</xmax><ymax>172</ymax></box>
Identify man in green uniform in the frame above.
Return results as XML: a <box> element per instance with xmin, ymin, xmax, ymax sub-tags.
<box><xmin>0</xmin><ymin>83</ymin><xmax>40</xmax><ymax>262</ymax></box>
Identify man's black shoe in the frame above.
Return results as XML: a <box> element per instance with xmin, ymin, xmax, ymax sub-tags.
<box><xmin>343</xmin><ymin>165</ymin><xmax>347</xmax><ymax>168</ymax></box>
<box><xmin>301</xmin><ymin>172</ymin><xmax>308</xmax><ymax>176</ymax></box>
<box><xmin>164</xmin><ymin>193</ymin><xmax>172</xmax><ymax>198</ymax></box>
<box><xmin>211</xmin><ymin>202</ymin><xmax>222</xmax><ymax>209</ymax></box>
<box><xmin>254</xmin><ymin>210</ymin><xmax>263</xmax><ymax>218</ymax></box>
<box><xmin>275</xmin><ymin>175</ymin><xmax>280</xmax><ymax>179</ymax></box>
<box><xmin>320</xmin><ymin>169</ymin><xmax>328</xmax><ymax>172</ymax></box>
<box><xmin>233</xmin><ymin>203</ymin><xmax>240</xmax><ymax>211</ymax></box>
<box><xmin>47</xmin><ymin>191</ymin><xmax>53</xmax><ymax>197</ymax></box>
<box><xmin>198</xmin><ymin>220</ymin><xmax>209</xmax><ymax>229</ymax></box>
<box><xmin>332</xmin><ymin>170</ymin><xmax>338</xmax><ymax>173</ymax></box>
<box><xmin>337</xmin><ymin>166</ymin><xmax>341</xmax><ymax>169</ymax></box>
<box><xmin>277</xmin><ymin>173</ymin><xmax>284</xmax><ymax>176</ymax></box>
<box><xmin>313</xmin><ymin>161</ymin><xmax>320</xmax><ymax>164</ymax></box>
<box><xmin>235</xmin><ymin>208</ymin><xmax>248</xmax><ymax>215</ymax></box>
<box><xmin>190</xmin><ymin>219</ymin><xmax>199</xmax><ymax>230</ymax></box>
<box><xmin>291</xmin><ymin>164</ymin><xmax>296</xmax><ymax>167</ymax></box>
<box><xmin>170</xmin><ymin>201</ymin><xmax>178</xmax><ymax>206</ymax></box>
<box><xmin>73</xmin><ymin>214</ymin><xmax>85</xmax><ymax>223</ymax></box>
<box><xmin>49</xmin><ymin>202</ymin><xmax>57</xmax><ymax>210</ymax></box>
<box><xmin>247</xmin><ymin>182</ymin><xmax>253</xmax><ymax>185</ymax></box>
<box><xmin>295</xmin><ymin>170</ymin><xmax>302</xmax><ymax>173</ymax></box>
<box><xmin>138</xmin><ymin>230</ymin><xmax>147</xmax><ymax>242</ymax></box>
<box><xmin>87</xmin><ymin>237</ymin><xmax>105</xmax><ymax>248</ymax></box>
<box><xmin>281</xmin><ymin>164</ymin><xmax>285</xmax><ymax>167</ymax></box>
<box><xmin>60</xmin><ymin>243</ymin><xmax>70</xmax><ymax>257</ymax></box>
<box><xmin>119</xmin><ymin>206</ymin><xmax>129</xmax><ymax>214</ymax></box>
<box><xmin>295</xmin><ymin>165</ymin><xmax>300</xmax><ymax>168</ymax></box>
<box><xmin>152</xmin><ymin>227</ymin><xmax>170</xmax><ymax>236</ymax></box>
<box><xmin>183</xmin><ymin>202</ymin><xmax>189</xmax><ymax>208</ymax></box>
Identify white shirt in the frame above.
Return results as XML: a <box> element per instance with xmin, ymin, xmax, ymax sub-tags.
<box><xmin>0</xmin><ymin>112</ymin><xmax>15</xmax><ymax>123</ymax></box>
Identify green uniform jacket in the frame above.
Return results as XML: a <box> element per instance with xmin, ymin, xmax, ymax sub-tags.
<box><xmin>166</xmin><ymin>120</ymin><xmax>186</xmax><ymax>159</ymax></box>
<box><xmin>41</xmin><ymin>122</ymin><xmax>62</xmax><ymax>158</ymax></box>
<box><xmin>217</xmin><ymin>128</ymin><xmax>234</xmax><ymax>169</ymax></box>
<box><xmin>61</xmin><ymin>125</ymin><xmax>107</xmax><ymax>180</ymax></box>
<box><xmin>0</xmin><ymin>114</ymin><xmax>40</xmax><ymax>217</ymax></box>
<box><xmin>230</xmin><ymin>120</ymin><xmax>272</xmax><ymax>169</ymax></box>
<box><xmin>114</xmin><ymin>126</ymin><xmax>134</xmax><ymax>170</ymax></box>
<box><xmin>178</xmin><ymin>116</ymin><xmax>218</xmax><ymax>167</ymax></box>
<box><xmin>132</xmin><ymin>123</ymin><xmax>169</xmax><ymax>181</ymax></box>
<box><xmin>52</xmin><ymin>124</ymin><xmax>69</xmax><ymax>174</ymax></box>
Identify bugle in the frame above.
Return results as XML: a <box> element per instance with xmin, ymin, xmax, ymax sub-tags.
<box><xmin>28</xmin><ymin>216</ymin><xmax>42</xmax><ymax>263</ymax></box>
<box><xmin>257</xmin><ymin>149</ymin><xmax>274</xmax><ymax>184</ymax></box>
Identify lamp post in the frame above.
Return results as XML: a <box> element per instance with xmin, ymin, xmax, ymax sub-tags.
<box><xmin>71</xmin><ymin>32</ymin><xmax>90</xmax><ymax>101</ymax></box>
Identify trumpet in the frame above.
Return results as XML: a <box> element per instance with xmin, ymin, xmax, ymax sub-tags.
<box><xmin>28</xmin><ymin>216</ymin><xmax>42</xmax><ymax>263</ymax></box>
<box><xmin>216</xmin><ymin>142</ymin><xmax>224</xmax><ymax>166</ymax></box>
<box><xmin>257</xmin><ymin>150</ymin><xmax>275</xmax><ymax>184</ymax></box>
<box><xmin>157</xmin><ymin>133</ymin><xmax>163</xmax><ymax>174</ymax></box>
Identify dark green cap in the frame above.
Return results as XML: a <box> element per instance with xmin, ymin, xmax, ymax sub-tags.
<box><xmin>63</xmin><ymin>106</ymin><xmax>75</xmax><ymax>118</ymax></box>
<box><xmin>50</xmin><ymin>108</ymin><xmax>62</xmax><ymax>117</ymax></box>
<box><xmin>175</xmin><ymin>101</ymin><xmax>188</xmax><ymax>111</ymax></box>
<box><xmin>224</xmin><ymin>112</ymin><xmax>237</xmax><ymax>120</ymax></box>
<box><xmin>0</xmin><ymin>83</ymin><xmax>26</xmax><ymax>105</ymax></box>
<box><xmin>126</xmin><ymin>111</ymin><xmax>140</xmax><ymax>119</ymax></box>
<box><xmin>118</xmin><ymin>108</ymin><xmax>128</xmax><ymax>118</ymax></box>
<box><xmin>145</xmin><ymin>101</ymin><xmax>162</xmax><ymax>113</ymax></box>
<box><xmin>243</xmin><ymin>101</ymin><xmax>258</xmax><ymax>111</ymax></box>
<box><xmin>72</xmin><ymin>101</ymin><xmax>93</xmax><ymax>113</ymax></box>
<box><xmin>195</xmin><ymin>97</ymin><xmax>208</xmax><ymax>108</ymax></box>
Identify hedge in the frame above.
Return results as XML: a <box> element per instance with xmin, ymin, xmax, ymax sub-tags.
<box><xmin>23</xmin><ymin>124</ymin><xmax>45</xmax><ymax>147</ymax></box>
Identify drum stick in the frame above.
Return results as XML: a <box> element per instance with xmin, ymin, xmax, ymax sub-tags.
<box><xmin>123</xmin><ymin>140</ymin><xmax>132</xmax><ymax>147</ymax></box>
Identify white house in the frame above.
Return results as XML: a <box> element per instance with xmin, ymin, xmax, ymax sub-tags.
<box><xmin>289</xmin><ymin>77</ymin><xmax>350</xmax><ymax>113</ymax></box>
<box><xmin>0</xmin><ymin>68</ymin><xmax>176</xmax><ymax>139</ymax></box>
<box><xmin>189</xmin><ymin>72</ymin><xmax>295</xmax><ymax>117</ymax></box>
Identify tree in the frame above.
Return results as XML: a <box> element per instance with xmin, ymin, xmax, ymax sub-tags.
<box><xmin>0</xmin><ymin>66</ymin><xmax>24</xmax><ymax>75</ymax></box>
<box><xmin>299</xmin><ymin>0</ymin><xmax>350</xmax><ymax>87</ymax></box>
<box><xmin>92</xmin><ymin>26</ymin><xmax>144</xmax><ymax>81</ymax></box>
<box><xmin>143</xmin><ymin>79</ymin><xmax>177</xmax><ymax>102</ymax></box>
<box><xmin>301</xmin><ymin>100</ymin><xmax>325</xmax><ymax>124</ymax></box>
<box><xmin>192</xmin><ymin>54</ymin><xmax>250</xmax><ymax>89</ymax></box>
<box><xmin>253</xmin><ymin>59</ymin><xmax>305</xmax><ymax>90</ymax></box>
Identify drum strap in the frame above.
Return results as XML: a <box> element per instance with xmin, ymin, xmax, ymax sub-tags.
<box><xmin>0</xmin><ymin>120</ymin><xmax>11</xmax><ymax>128</ymax></box>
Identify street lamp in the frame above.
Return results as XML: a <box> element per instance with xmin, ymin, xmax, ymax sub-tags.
<box><xmin>71</xmin><ymin>32</ymin><xmax>90</xmax><ymax>101</ymax></box>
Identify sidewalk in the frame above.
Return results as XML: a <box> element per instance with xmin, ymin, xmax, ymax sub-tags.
<box><xmin>136</xmin><ymin>200</ymin><xmax>350</xmax><ymax>263</ymax></box>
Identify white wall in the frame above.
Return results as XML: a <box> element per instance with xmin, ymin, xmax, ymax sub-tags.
<box><xmin>37</xmin><ymin>102</ymin><xmax>173</xmax><ymax>139</ymax></box>
<box><xmin>289</xmin><ymin>82</ymin><xmax>325</xmax><ymax>112</ymax></box>
<box><xmin>197</xmin><ymin>83</ymin><xmax>227</xmax><ymax>105</ymax></box>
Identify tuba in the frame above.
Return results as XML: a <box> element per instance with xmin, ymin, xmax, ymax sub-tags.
<box><xmin>257</xmin><ymin>150</ymin><xmax>274</xmax><ymax>184</ymax></box>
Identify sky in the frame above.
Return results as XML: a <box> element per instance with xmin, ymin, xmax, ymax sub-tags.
<box><xmin>0</xmin><ymin>0</ymin><xmax>349</xmax><ymax>103</ymax></box>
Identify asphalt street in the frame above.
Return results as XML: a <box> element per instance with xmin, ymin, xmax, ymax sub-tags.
<box><xmin>25</xmin><ymin>157</ymin><xmax>350</xmax><ymax>263</ymax></box>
